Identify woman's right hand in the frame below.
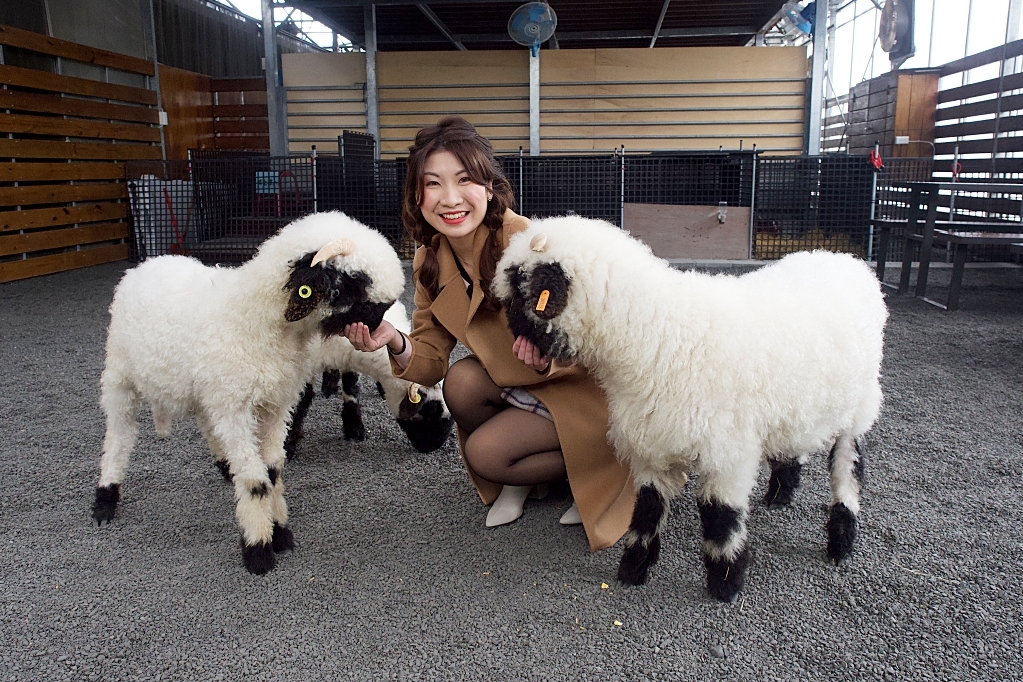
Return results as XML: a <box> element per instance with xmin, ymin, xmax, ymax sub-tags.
<box><xmin>343</xmin><ymin>320</ymin><xmax>400</xmax><ymax>353</ymax></box>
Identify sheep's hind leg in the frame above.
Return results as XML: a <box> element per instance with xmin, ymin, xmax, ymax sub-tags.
<box><xmin>763</xmin><ymin>456</ymin><xmax>803</xmax><ymax>508</ymax></box>
<box><xmin>826</xmin><ymin>434</ymin><xmax>864</xmax><ymax>565</ymax></box>
<box><xmin>617</xmin><ymin>485</ymin><xmax>670</xmax><ymax>586</ymax></box>
<box><xmin>196</xmin><ymin>413</ymin><xmax>232</xmax><ymax>482</ymax></box>
<box><xmin>340</xmin><ymin>371</ymin><xmax>366</xmax><ymax>441</ymax></box>
<box><xmin>93</xmin><ymin>375</ymin><xmax>141</xmax><ymax>525</ymax></box>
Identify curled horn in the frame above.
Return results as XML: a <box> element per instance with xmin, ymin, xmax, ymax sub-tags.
<box><xmin>311</xmin><ymin>237</ymin><xmax>355</xmax><ymax>266</ymax></box>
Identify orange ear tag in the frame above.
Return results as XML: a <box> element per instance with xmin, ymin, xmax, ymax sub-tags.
<box><xmin>535</xmin><ymin>289</ymin><xmax>550</xmax><ymax>312</ymax></box>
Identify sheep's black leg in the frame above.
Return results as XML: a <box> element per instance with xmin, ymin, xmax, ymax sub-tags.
<box><xmin>320</xmin><ymin>369</ymin><xmax>341</xmax><ymax>399</ymax></box>
<box><xmin>284</xmin><ymin>383</ymin><xmax>315</xmax><ymax>461</ymax></box>
<box><xmin>826</xmin><ymin>436</ymin><xmax>865</xmax><ymax>565</ymax></box>
<box><xmin>764</xmin><ymin>458</ymin><xmax>802</xmax><ymax>508</ymax></box>
<box><xmin>340</xmin><ymin>371</ymin><xmax>366</xmax><ymax>441</ymax></box>
<box><xmin>699</xmin><ymin>500</ymin><xmax>751</xmax><ymax>603</ymax></box>
<box><xmin>213</xmin><ymin>459</ymin><xmax>233</xmax><ymax>481</ymax></box>
<box><xmin>92</xmin><ymin>484</ymin><xmax>121</xmax><ymax>525</ymax></box>
<box><xmin>617</xmin><ymin>485</ymin><xmax>669</xmax><ymax>586</ymax></box>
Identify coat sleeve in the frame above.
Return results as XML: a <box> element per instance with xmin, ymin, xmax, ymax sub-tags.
<box><xmin>389</xmin><ymin>248</ymin><xmax>457</xmax><ymax>386</ymax></box>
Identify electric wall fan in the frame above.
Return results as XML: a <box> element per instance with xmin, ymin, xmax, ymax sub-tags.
<box><xmin>507</xmin><ymin>2</ymin><xmax>557</xmax><ymax>57</ymax></box>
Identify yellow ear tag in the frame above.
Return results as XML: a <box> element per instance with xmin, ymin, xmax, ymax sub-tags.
<box><xmin>408</xmin><ymin>383</ymin><xmax>422</xmax><ymax>404</ymax></box>
<box><xmin>535</xmin><ymin>289</ymin><xmax>550</xmax><ymax>312</ymax></box>
<box><xmin>298</xmin><ymin>285</ymin><xmax>313</xmax><ymax>299</ymax></box>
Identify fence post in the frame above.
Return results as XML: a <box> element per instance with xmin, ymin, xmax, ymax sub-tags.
<box><xmin>868</xmin><ymin>145</ymin><xmax>878</xmax><ymax>262</ymax></box>
<box><xmin>519</xmin><ymin>146</ymin><xmax>524</xmax><ymax>215</ymax></box>
<box><xmin>748</xmin><ymin>146</ymin><xmax>757</xmax><ymax>260</ymax></box>
<box><xmin>619</xmin><ymin>145</ymin><xmax>625</xmax><ymax>229</ymax></box>
<box><xmin>311</xmin><ymin>145</ymin><xmax>318</xmax><ymax>214</ymax></box>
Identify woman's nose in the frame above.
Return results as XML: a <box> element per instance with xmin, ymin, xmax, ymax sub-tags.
<box><xmin>440</xmin><ymin>183</ymin><xmax>463</xmax><ymax>205</ymax></box>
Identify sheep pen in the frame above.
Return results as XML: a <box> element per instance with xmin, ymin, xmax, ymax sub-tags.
<box><xmin>92</xmin><ymin>211</ymin><xmax>405</xmax><ymax>574</ymax></box>
<box><xmin>494</xmin><ymin>216</ymin><xmax>888</xmax><ymax>603</ymax></box>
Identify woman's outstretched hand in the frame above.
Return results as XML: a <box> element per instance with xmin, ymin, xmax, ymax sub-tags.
<box><xmin>343</xmin><ymin>320</ymin><xmax>400</xmax><ymax>354</ymax></box>
<box><xmin>513</xmin><ymin>335</ymin><xmax>550</xmax><ymax>371</ymax></box>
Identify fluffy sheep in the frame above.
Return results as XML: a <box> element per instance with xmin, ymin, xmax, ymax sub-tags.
<box><xmin>92</xmin><ymin>211</ymin><xmax>405</xmax><ymax>574</ymax></box>
<box><xmin>493</xmin><ymin>216</ymin><xmax>887</xmax><ymax>602</ymax></box>
<box><xmin>275</xmin><ymin>301</ymin><xmax>452</xmax><ymax>459</ymax></box>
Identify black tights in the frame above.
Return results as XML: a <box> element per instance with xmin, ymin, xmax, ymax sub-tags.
<box><xmin>443</xmin><ymin>357</ymin><xmax>567</xmax><ymax>486</ymax></box>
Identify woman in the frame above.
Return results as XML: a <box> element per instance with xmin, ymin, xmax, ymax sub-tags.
<box><xmin>342</xmin><ymin>117</ymin><xmax>635</xmax><ymax>551</ymax></box>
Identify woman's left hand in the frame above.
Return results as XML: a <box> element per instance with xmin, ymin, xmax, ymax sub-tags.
<box><xmin>513</xmin><ymin>335</ymin><xmax>550</xmax><ymax>371</ymax></box>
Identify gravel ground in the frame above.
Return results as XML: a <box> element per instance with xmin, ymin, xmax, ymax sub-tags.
<box><xmin>2</xmin><ymin>259</ymin><xmax>1022</xmax><ymax>681</ymax></box>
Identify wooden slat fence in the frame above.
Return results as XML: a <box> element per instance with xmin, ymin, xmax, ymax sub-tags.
<box><xmin>212</xmin><ymin>77</ymin><xmax>269</xmax><ymax>152</ymax></box>
<box><xmin>0</xmin><ymin>23</ymin><xmax>161</xmax><ymax>283</ymax></box>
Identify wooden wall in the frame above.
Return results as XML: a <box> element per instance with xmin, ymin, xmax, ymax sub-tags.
<box><xmin>0</xmin><ymin>23</ymin><xmax>161</xmax><ymax>283</ymax></box>
<box><xmin>282</xmin><ymin>47</ymin><xmax>807</xmax><ymax>158</ymax></box>
<box><xmin>159</xmin><ymin>64</ymin><xmax>213</xmax><ymax>160</ymax></box>
<box><xmin>212</xmin><ymin>77</ymin><xmax>269</xmax><ymax>152</ymax></box>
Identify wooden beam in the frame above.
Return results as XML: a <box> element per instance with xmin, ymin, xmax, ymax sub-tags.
<box><xmin>215</xmin><ymin>135</ymin><xmax>270</xmax><ymax>150</ymax></box>
<box><xmin>0</xmin><ymin>242</ymin><xmax>127</xmax><ymax>284</ymax></box>
<box><xmin>0</xmin><ymin>138</ymin><xmax>161</xmax><ymax>160</ymax></box>
<box><xmin>0</xmin><ymin>221</ymin><xmax>128</xmax><ymax>257</ymax></box>
<box><xmin>212</xmin><ymin>78</ymin><xmax>269</xmax><ymax>92</ymax></box>
<box><xmin>214</xmin><ymin>119</ymin><xmax>270</xmax><ymax>134</ymax></box>
<box><xmin>0</xmin><ymin>162</ymin><xmax>125</xmax><ymax>182</ymax></box>
<box><xmin>0</xmin><ymin>23</ymin><xmax>155</xmax><ymax>76</ymax></box>
<box><xmin>213</xmin><ymin>104</ymin><xmax>269</xmax><ymax>118</ymax></box>
<box><xmin>0</xmin><ymin>64</ymin><xmax>158</xmax><ymax>106</ymax></box>
<box><xmin>0</xmin><ymin>182</ymin><xmax>128</xmax><ymax>208</ymax></box>
<box><xmin>0</xmin><ymin>89</ymin><xmax>160</xmax><ymax>124</ymax></box>
<box><xmin>0</xmin><ymin>201</ymin><xmax>129</xmax><ymax>232</ymax></box>
<box><xmin>0</xmin><ymin>113</ymin><xmax>161</xmax><ymax>143</ymax></box>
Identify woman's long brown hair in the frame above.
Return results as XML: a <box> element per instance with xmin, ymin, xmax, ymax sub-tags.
<box><xmin>402</xmin><ymin>116</ymin><xmax>515</xmax><ymax>311</ymax></box>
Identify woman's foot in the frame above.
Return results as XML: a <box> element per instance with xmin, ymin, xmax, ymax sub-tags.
<box><xmin>559</xmin><ymin>501</ymin><xmax>582</xmax><ymax>526</ymax></box>
<box><xmin>486</xmin><ymin>485</ymin><xmax>533</xmax><ymax>527</ymax></box>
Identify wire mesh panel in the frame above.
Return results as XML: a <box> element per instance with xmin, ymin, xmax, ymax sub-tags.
<box><xmin>623</xmin><ymin>152</ymin><xmax>755</xmax><ymax>207</ymax></box>
<box><xmin>500</xmin><ymin>154</ymin><xmax>621</xmax><ymax>226</ymax></box>
<box><xmin>753</xmin><ymin>155</ymin><xmax>876</xmax><ymax>259</ymax></box>
<box><xmin>316</xmin><ymin>157</ymin><xmax>408</xmax><ymax>257</ymax></box>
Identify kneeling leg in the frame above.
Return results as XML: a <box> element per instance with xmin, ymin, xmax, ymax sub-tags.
<box><xmin>826</xmin><ymin>434</ymin><xmax>865</xmax><ymax>564</ymax></box>
<box><xmin>617</xmin><ymin>485</ymin><xmax>669</xmax><ymax>586</ymax></box>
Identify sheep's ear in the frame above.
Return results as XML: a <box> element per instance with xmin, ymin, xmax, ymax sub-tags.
<box><xmin>284</xmin><ymin>253</ymin><xmax>331</xmax><ymax>321</ymax></box>
<box><xmin>528</xmin><ymin>262</ymin><xmax>571</xmax><ymax>321</ymax></box>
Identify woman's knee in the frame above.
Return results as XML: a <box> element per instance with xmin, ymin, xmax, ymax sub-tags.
<box><xmin>443</xmin><ymin>357</ymin><xmax>501</xmax><ymax>419</ymax></box>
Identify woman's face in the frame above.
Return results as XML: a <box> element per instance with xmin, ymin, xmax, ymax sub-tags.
<box><xmin>420</xmin><ymin>150</ymin><xmax>490</xmax><ymax>244</ymax></box>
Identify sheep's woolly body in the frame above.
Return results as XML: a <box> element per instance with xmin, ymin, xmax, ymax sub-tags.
<box><xmin>494</xmin><ymin>215</ymin><xmax>887</xmax><ymax>600</ymax></box>
<box><xmin>95</xmin><ymin>211</ymin><xmax>405</xmax><ymax>574</ymax></box>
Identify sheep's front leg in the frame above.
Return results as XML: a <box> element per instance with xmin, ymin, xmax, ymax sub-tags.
<box><xmin>197</xmin><ymin>413</ymin><xmax>232</xmax><ymax>482</ymax></box>
<box><xmin>826</xmin><ymin>434</ymin><xmax>865</xmax><ymax>565</ymax></box>
<box><xmin>93</xmin><ymin>374</ymin><xmax>141</xmax><ymax>525</ymax></box>
<box><xmin>259</xmin><ymin>406</ymin><xmax>295</xmax><ymax>555</ymax></box>
<box><xmin>340</xmin><ymin>371</ymin><xmax>366</xmax><ymax>441</ymax></box>
<box><xmin>698</xmin><ymin>459</ymin><xmax>758</xmax><ymax>602</ymax></box>
<box><xmin>214</xmin><ymin>413</ymin><xmax>277</xmax><ymax>574</ymax></box>
<box><xmin>617</xmin><ymin>485</ymin><xmax>670</xmax><ymax>586</ymax></box>
<box><xmin>283</xmin><ymin>383</ymin><xmax>315</xmax><ymax>461</ymax></box>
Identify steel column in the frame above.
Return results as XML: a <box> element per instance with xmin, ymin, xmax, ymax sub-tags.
<box><xmin>529</xmin><ymin>50</ymin><xmax>539</xmax><ymax>156</ymax></box>
<box><xmin>365</xmin><ymin>4</ymin><xmax>380</xmax><ymax>158</ymax></box>
<box><xmin>807</xmin><ymin>0</ymin><xmax>828</xmax><ymax>155</ymax></box>
<box><xmin>263</xmin><ymin>0</ymin><xmax>288</xmax><ymax>156</ymax></box>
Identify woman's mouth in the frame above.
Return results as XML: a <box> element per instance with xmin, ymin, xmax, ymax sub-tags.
<box><xmin>440</xmin><ymin>211</ymin><xmax>468</xmax><ymax>225</ymax></box>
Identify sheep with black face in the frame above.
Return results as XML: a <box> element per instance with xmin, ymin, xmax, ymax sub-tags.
<box><xmin>92</xmin><ymin>211</ymin><xmax>404</xmax><ymax>575</ymax></box>
<box><xmin>493</xmin><ymin>216</ymin><xmax>887</xmax><ymax>603</ymax></box>
<box><xmin>279</xmin><ymin>300</ymin><xmax>453</xmax><ymax>459</ymax></box>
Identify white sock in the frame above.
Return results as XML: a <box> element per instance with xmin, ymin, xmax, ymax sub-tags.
<box><xmin>486</xmin><ymin>485</ymin><xmax>532</xmax><ymax>527</ymax></box>
<box><xmin>559</xmin><ymin>501</ymin><xmax>582</xmax><ymax>526</ymax></box>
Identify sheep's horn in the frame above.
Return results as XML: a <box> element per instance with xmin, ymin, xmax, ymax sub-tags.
<box><xmin>311</xmin><ymin>238</ymin><xmax>355</xmax><ymax>266</ymax></box>
<box><xmin>529</xmin><ymin>233</ymin><xmax>548</xmax><ymax>253</ymax></box>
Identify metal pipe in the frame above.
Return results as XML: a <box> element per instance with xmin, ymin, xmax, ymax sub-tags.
<box><xmin>263</xmin><ymin>0</ymin><xmax>288</xmax><ymax>156</ymax></box>
<box><xmin>364</xmin><ymin>3</ymin><xmax>380</xmax><ymax>159</ymax></box>
<box><xmin>529</xmin><ymin>51</ymin><xmax>540</xmax><ymax>156</ymax></box>
<box><xmin>650</xmin><ymin>0</ymin><xmax>671</xmax><ymax>48</ymax></box>
<box><xmin>312</xmin><ymin>145</ymin><xmax>318</xmax><ymax>213</ymax></box>
<box><xmin>807</xmin><ymin>0</ymin><xmax>828</xmax><ymax>154</ymax></box>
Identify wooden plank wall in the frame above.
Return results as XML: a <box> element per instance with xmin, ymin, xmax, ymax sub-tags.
<box><xmin>159</xmin><ymin>64</ymin><xmax>214</xmax><ymax>160</ymax></box>
<box><xmin>282</xmin><ymin>47</ymin><xmax>807</xmax><ymax>158</ymax></box>
<box><xmin>212</xmin><ymin>77</ymin><xmax>269</xmax><ymax>152</ymax></box>
<box><xmin>0</xmin><ymin>23</ymin><xmax>161</xmax><ymax>284</ymax></box>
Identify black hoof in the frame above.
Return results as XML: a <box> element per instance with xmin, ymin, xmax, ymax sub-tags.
<box><xmin>826</xmin><ymin>502</ymin><xmax>857</xmax><ymax>564</ymax></box>
<box><xmin>214</xmin><ymin>459</ymin><xmax>232</xmax><ymax>482</ymax></box>
<box><xmin>703</xmin><ymin>546</ymin><xmax>751</xmax><ymax>603</ymax></box>
<box><xmin>271</xmin><ymin>523</ymin><xmax>295</xmax><ymax>553</ymax></box>
<box><xmin>616</xmin><ymin>536</ymin><xmax>661</xmax><ymax>586</ymax></box>
<box><xmin>92</xmin><ymin>484</ymin><xmax>120</xmax><ymax>525</ymax></box>
<box><xmin>341</xmin><ymin>402</ymin><xmax>366</xmax><ymax>441</ymax></box>
<box><xmin>241</xmin><ymin>540</ymin><xmax>276</xmax><ymax>575</ymax></box>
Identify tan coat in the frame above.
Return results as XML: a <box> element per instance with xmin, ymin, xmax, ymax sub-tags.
<box><xmin>390</xmin><ymin>209</ymin><xmax>635</xmax><ymax>551</ymax></box>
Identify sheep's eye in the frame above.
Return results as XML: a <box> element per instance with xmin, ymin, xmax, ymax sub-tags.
<box><xmin>298</xmin><ymin>285</ymin><xmax>313</xmax><ymax>299</ymax></box>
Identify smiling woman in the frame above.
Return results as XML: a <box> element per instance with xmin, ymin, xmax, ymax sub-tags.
<box><xmin>339</xmin><ymin>117</ymin><xmax>641</xmax><ymax>551</ymax></box>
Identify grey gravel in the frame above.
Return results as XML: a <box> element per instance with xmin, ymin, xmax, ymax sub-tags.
<box><xmin>2</xmin><ymin>260</ymin><xmax>1023</xmax><ymax>681</ymax></box>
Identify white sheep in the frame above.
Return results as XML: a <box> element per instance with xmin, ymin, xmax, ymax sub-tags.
<box><xmin>279</xmin><ymin>301</ymin><xmax>452</xmax><ymax>460</ymax></box>
<box><xmin>493</xmin><ymin>216</ymin><xmax>887</xmax><ymax>602</ymax></box>
<box><xmin>92</xmin><ymin>211</ymin><xmax>405</xmax><ymax>574</ymax></box>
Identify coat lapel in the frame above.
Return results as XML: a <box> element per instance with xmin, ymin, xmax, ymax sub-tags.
<box><xmin>430</xmin><ymin>237</ymin><xmax>471</xmax><ymax>343</ymax></box>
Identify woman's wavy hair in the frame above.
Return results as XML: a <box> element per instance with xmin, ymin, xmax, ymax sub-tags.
<box><xmin>402</xmin><ymin>116</ymin><xmax>515</xmax><ymax>311</ymax></box>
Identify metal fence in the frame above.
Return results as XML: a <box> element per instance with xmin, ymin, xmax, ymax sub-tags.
<box><xmin>128</xmin><ymin>151</ymin><xmax>1001</xmax><ymax>267</ymax></box>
